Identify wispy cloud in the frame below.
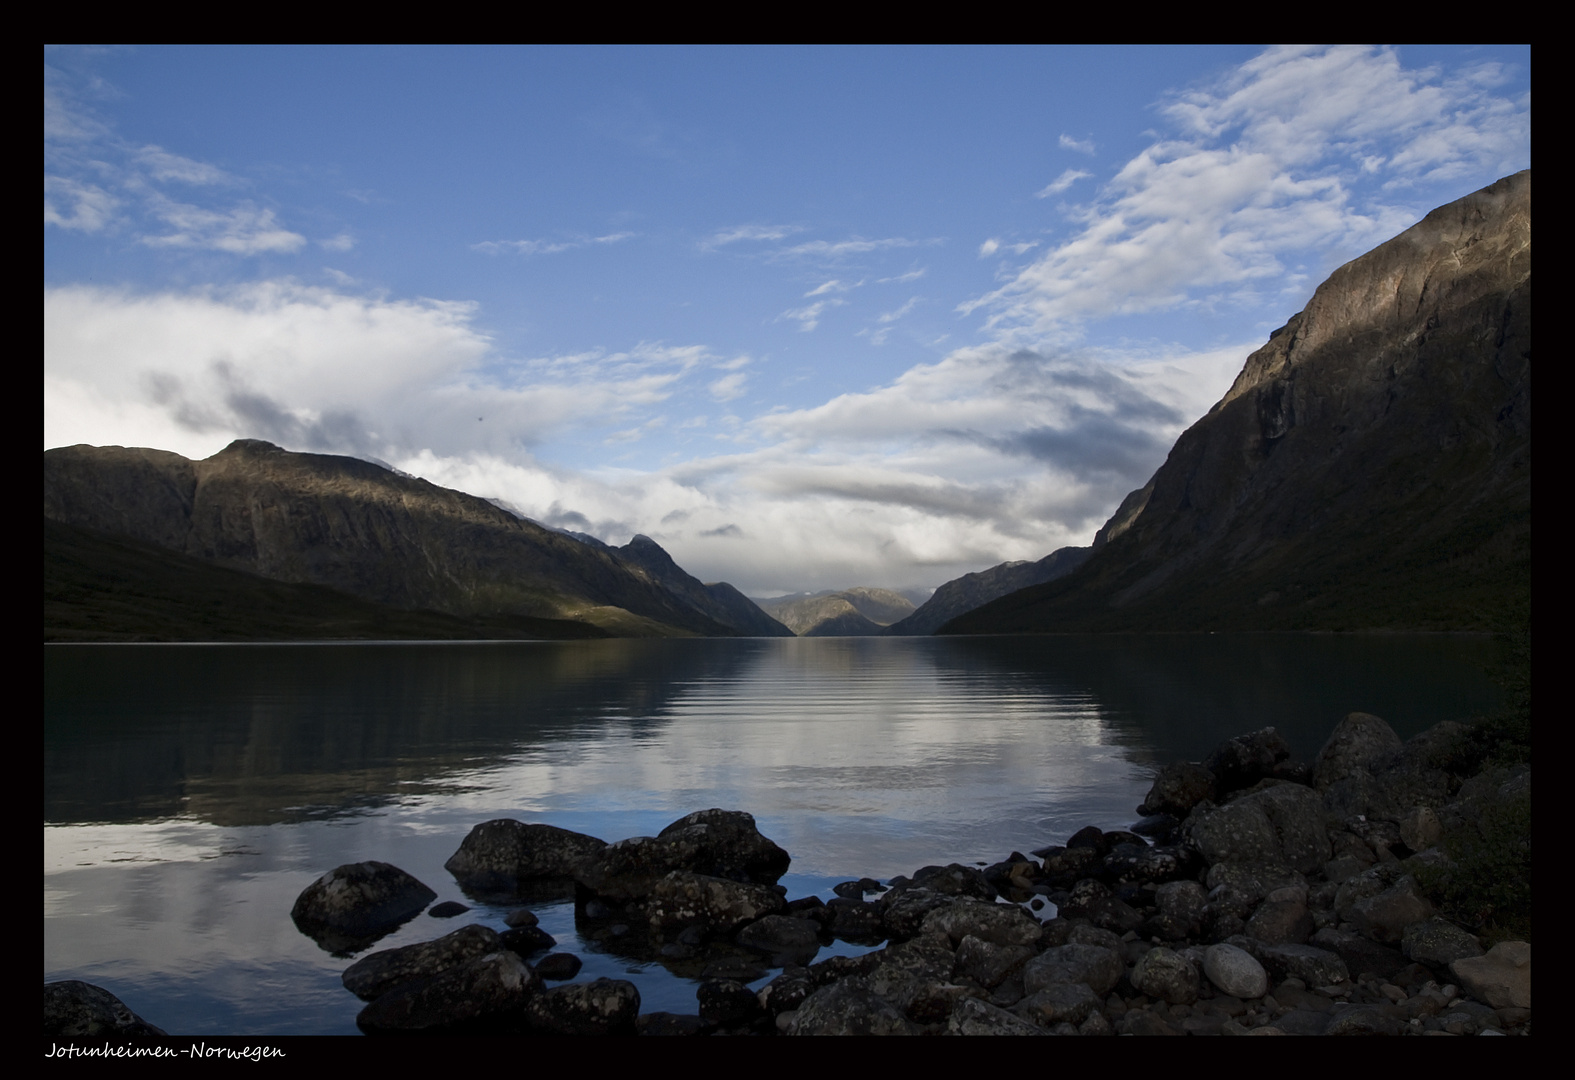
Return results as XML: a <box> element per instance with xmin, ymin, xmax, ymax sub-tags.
<box><xmin>1059</xmin><ymin>134</ymin><xmax>1096</xmax><ymax>155</ymax></box>
<box><xmin>964</xmin><ymin>46</ymin><xmax>1531</xmax><ymax>342</ymax></box>
<box><xmin>472</xmin><ymin>232</ymin><xmax>636</xmax><ymax>256</ymax></box>
<box><xmin>701</xmin><ymin>223</ymin><xmax>802</xmax><ymax>251</ymax></box>
<box><xmin>776</xmin><ymin>298</ymin><xmax>845</xmax><ymax>332</ymax></box>
<box><xmin>1035</xmin><ymin>167</ymin><xmax>1092</xmax><ymax>197</ymax></box>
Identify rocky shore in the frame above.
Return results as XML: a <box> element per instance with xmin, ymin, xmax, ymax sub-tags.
<box><xmin>46</xmin><ymin>712</ymin><xmax>1530</xmax><ymax>1037</ymax></box>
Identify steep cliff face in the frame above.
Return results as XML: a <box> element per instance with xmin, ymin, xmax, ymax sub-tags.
<box><xmin>44</xmin><ymin>439</ymin><xmax>779</xmax><ymax>638</ymax></box>
<box><xmin>948</xmin><ymin>171</ymin><xmax>1530</xmax><ymax>633</ymax></box>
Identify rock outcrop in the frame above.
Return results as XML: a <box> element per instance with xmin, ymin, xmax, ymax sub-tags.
<box><xmin>947</xmin><ymin>171</ymin><xmax>1531</xmax><ymax>634</ymax></box>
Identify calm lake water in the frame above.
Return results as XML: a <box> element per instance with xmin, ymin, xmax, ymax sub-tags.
<box><xmin>44</xmin><ymin>634</ymin><xmax>1503</xmax><ymax>1035</ymax></box>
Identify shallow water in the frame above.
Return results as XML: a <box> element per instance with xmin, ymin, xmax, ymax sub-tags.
<box><xmin>44</xmin><ymin>634</ymin><xmax>1502</xmax><ymax>1034</ymax></box>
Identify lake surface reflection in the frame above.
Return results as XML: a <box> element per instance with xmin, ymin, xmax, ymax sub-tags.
<box><xmin>44</xmin><ymin>634</ymin><xmax>1502</xmax><ymax>1034</ymax></box>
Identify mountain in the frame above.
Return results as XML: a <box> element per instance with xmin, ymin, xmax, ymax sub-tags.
<box><xmin>755</xmin><ymin>587</ymin><xmax>918</xmax><ymax>636</ymax></box>
<box><xmin>946</xmin><ymin>171</ymin><xmax>1530</xmax><ymax>634</ymax></box>
<box><xmin>44</xmin><ymin>439</ymin><xmax>791</xmax><ymax>640</ymax></box>
<box><xmin>883</xmin><ymin>545</ymin><xmax>1090</xmax><ymax>635</ymax></box>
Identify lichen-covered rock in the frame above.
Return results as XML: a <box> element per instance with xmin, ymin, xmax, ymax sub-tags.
<box><xmin>356</xmin><ymin>950</ymin><xmax>539</xmax><ymax>1032</ymax></box>
<box><xmin>575</xmin><ymin>810</ymin><xmax>790</xmax><ymax>904</ymax></box>
<box><xmin>525</xmin><ymin>977</ymin><xmax>641</xmax><ymax>1035</ymax></box>
<box><xmin>44</xmin><ymin>981</ymin><xmax>166</xmax><ymax>1038</ymax></box>
<box><xmin>342</xmin><ymin>923</ymin><xmax>502</xmax><ymax>1000</ymax></box>
<box><xmin>642</xmin><ymin>869</ymin><xmax>786</xmax><ymax>937</ymax></box>
<box><xmin>657</xmin><ymin>809</ymin><xmax>791</xmax><ymax>882</ymax></box>
<box><xmin>1400</xmin><ymin>918</ymin><xmax>1482</xmax><ymax>968</ymax></box>
<box><xmin>953</xmin><ymin>934</ymin><xmax>1035</xmax><ymax>990</ymax></box>
<box><xmin>1011</xmin><ymin>982</ymin><xmax>1100</xmax><ymax>1027</ymax></box>
<box><xmin>443</xmin><ymin>819</ymin><xmax>606</xmax><ymax>896</ymax></box>
<box><xmin>1314</xmin><ymin>712</ymin><xmax>1403</xmax><ymax>790</ymax></box>
<box><xmin>1139</xmin><ymin>761</ymin><xmax>1218</xmax><ymax>817</ymax></box>
<box><xmin>291</xmin><ymin>861</ymin><xmax>436</xmax><ymax>950</ymax></box>
<box><xmin>787</xmin><ymin>980</ymin><xmax>919</xmax><ymax>1035</ymax></box>
<box><xmin>1131</xmin><ymin>946</ymin><xmax>1200</xmax><ymax>1004</ymax></box>
<box><xmin>947</xmin><ymin>996</ymin><xmax>1047</xmax><ymax>1035</ymax></box>
<box><xmin>1256</xmin><ymin>943</ymin><xmax>1350</xmax><ymax>987</ymax></box>
<box><xmin>920</xmin><ymin>896</ymin><xmax>1043</xmax><ymax>948</ymax></box>
<box><xmin>735</xmin><ymin>913</ymin><xmax>822</xmax><ymax>965</ymax></box>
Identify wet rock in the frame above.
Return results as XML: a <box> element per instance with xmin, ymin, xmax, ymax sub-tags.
<box><xmin>908</xmin><ymin>862</ymin><xmax>997</xmax><ymax>900</ymax></box>
<box><xmin>499</xmin><ymin>925</ymin><xmax>557</xmax><ymax>955</ymax></box>
<box><xmin>658</xmin><ymin>809</ymin><xmax>791</xmax><ymax>882</ymax></box>
<box><xmin>428</xmin><ymin>900</ymin><xmax>468</xmax><ymax>918</ymax></box>
<box><xmin>356</xmin><ymin>950</ymin><xmax>539</xmax><ymax>1032</ymax></box>
<box><xmin>697</xmin><ymin>978</ymin><xmax>764</xmax><ymax>1027</ymax></box>
<box><xmin>920</xmin><ymin>896</ymin><xmax>1043</xmax><ymax>948</ymax></box>
<box><xmin>291</xmin><ymin>861</ymin><xmax>437</xmax><ymax>951</ymax></box>
<box><xmin>533</xmin><ymin>952</ymin><xmax>583</xmax><ymax>981</ymax></box>
<box><xmin>1203</xmin><ymin>942</ymin><xmax>1268</xmax><ymax>998</ymax></box>
<box><xmin>444</xmin><ymin>819</ymin><xmax>606</xmax><ymax>897</ymax></box>
<box><xmin>825</xmin><ymin>897</ymin><xmax>885</xmax><ymax>942</ymax></box>
<box><xmin>1132</xmin><ymin>946</ymin><xmax>1200</xmax><ymax>1004</ymax></box>
<box><xmin>1451</xmin><ymin>941</ymin><xmax>1530</xmax><ymax>1009</ymax></box>
<box><xmin>525</xmin><ymin>977</ymin><xmax>641</xmax><ymax>1036</ymax></box>
<box><xmin>342</xmin><ymin>923</ymin><xmax>502</xmax><ymax>1001</ymax></box>
<box><xmin>879</xmin><ymin>887</ymin><xmax>959</xmax><ymax>940</ymax></box>
<box><xmin>576</xmin><ymin>811</ymin><xmax>789</xmax><ymax>904</ymax></box>
<box><xmin>1139</xmin><ymin>762</ymin><xmax>1218</xmax><ymax>817</ymax></box>
<box><xmin>735</xmin><ymin>912</ymin><xmax>823</xmax><ymax>965</ymax></box>
<box><xmin>44</xmin><ymin>981</ymin><xmax>166</xmax><ymax>1038</ymax></box>
<box><xmin>642</xmin><ymin>869</ymin><xmax>786</xmax><ymax>937</ymax></box>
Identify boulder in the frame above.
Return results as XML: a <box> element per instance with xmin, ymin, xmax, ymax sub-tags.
<box><xmin>1139</xmin><ymin>761</ymin><xmax>1217</xmax><ymax>817</ymax></box>
<box><xmin>1203</xmin><ymin>942</ymin><xmax>1268</xmax><ymax>998</ymax></box>
<box><xmin>1314</xmin><ymin>712</ymin><xmax>1403</xmax><ymax>790</ymax></box>
<box><xmin>1450</xmin><ymin>941</ymin><xmax>1530</xmax><ymax>1009</ymax></box>
<box><xmin>1022</xmin><ymin>943</ymin><xmax>1124</xmax><ymax>997</ymax></box>
<box><xmin>443</xmin><ymin>819</ymin><xmax>606</xmax><ymax>896</ymax></box>
<box><xmin>291</xmin><ymin>861</ymin><xmax>436</xmax><ymax>951</ymax></box>
<box><xmin>786</xmin><ymin>980</ymin><xmax>919</xmax><ymax>1035</ymax></box>
<box><xmin>44</xmin><ymin>981</ymin><xmax>166</xmax><ymax>1038</ymax></box>
<box><xmin>356</xmin><ymin>950</ymin><xmax>539</xmax><ymax>1032</ymax></box>
<box><xmin>342</xmin><ymin>923</ymin><xmax>502</xmax><ymax>1000</ymax></box>
<box><xmin>524</xmin><ymin>977</ymin><xmax>641</xmax><ymax>1036</ymax></box>
<box><xmin>1131</xmin><ymin>946</ymin><xmax>1200</xmax><ymax>1004</ymax></box>
<box><xmin>642</xmin><ymin>870</ymin><xmax>786</xmax><ymax>937</ymax></box>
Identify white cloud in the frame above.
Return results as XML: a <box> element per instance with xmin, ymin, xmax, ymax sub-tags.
<box><xmin>1035</xmin><ymin>167</ymin><xmax>1091</xmax><ymax>197</ymax></box>
<box><xmin>141</xmin><ymin>198</ymin><xmax>307</xmax><ymax>254</ymax></box>
<box><xmin>472</xmin><ymin>232</ymin><xmax>634</xmax><ymax>256</ymax></box>
<box><xmin>965</xmin><ymin>46</ymin><xmax>1531</xmax><ymax>342</ymax></box>
<box><xmin>1059</xmin><ymin>134</ymin><xmax>1096</xmax><ymax>155</ymax></box>
<box><xmin>319</xmin><ymin>233</ymin><xmax>356</xmax><ymax>252</ymax></box>
<box><xmin>708</xmin><ymin>372</ymin><xmax>748</xmax><ymax>401</ymax></box>
<box><xmin>776</xmin><ymin>298</ymin><xmax>844</xmax><ymax>332</ymax></box>
<box><xmin>701</xmin><ymin>223</ymin><xmax>801</xmax><ymax>250</ymax></box>
<box><xmin>44</xmin><ymin>175</ymin><xmax>118</xmax><ymax>231</ymax></box>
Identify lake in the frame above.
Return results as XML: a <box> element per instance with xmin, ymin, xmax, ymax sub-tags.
<box><xmin>44</xmin><ymin>633</ymin><xmax>1503</xmax><ymax>1035</ymax></box>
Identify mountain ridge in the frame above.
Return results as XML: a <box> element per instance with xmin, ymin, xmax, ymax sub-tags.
<box><xmin>944</xmin><ymin>170</ymin><xmax>1530</xmax><ymax>634</ymax></box>
<box><xmin>44</xmin><ymin>439</ymin><xmax>790</xmax><ymax>639</ymax></box>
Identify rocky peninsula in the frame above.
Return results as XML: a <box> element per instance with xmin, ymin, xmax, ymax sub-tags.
<box><xmin>46</xmin><ymin>707</ymin><xmax>1530</xmax><ymax>1038</ymax></box>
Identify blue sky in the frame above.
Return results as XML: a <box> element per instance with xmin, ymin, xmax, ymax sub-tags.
<box><xmin>44</xmin><ymin>45</ymin><xmax>1531</xmax><ymax>596</ymax></box>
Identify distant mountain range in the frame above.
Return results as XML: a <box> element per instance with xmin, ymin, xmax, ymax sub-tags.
<box><xmin>753</xmin><ymin>587</ymin><xmax>919</xmax><ymax>636</ymax></box>
<box><xmin>944</xmin><ymin>171</ymin><xmax>1530</xmax><ymax>634</ymax></box>
<box><xmin>44</xmin><ymin>172</ymin><xmax>1529</xmax><ymax>641</ymax></box>
<box><xmin>45</xmin><ymin>439</ymin><xmax>791</xmax><ymax>641</ymax></box>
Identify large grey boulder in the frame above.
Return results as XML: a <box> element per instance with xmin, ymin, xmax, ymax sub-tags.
<box><xmin>1202</xmin><ymin>942</ymin><xmax>1268</xmax><ymax>998</ymax></box>
<box><xmin>443</xmin><ymin>819</ymin><xmax>606</xmax><ymax>896</ymax></box>
<box><xmin>291</xmin><ymin>861</ymin><xmax>436</xmax><ymax>951</ymax></box>
<box><xmin>342</xmin><ymin>924</ymin><xmax>502</xmax><ymax>1001</ymax></box>
<box><xmin>1314</xmin><ymin>712</ymin><xmax>1403</xmax><ymax>790</ymax></box>
<box><xmin>920</xmin><ymin>897</ymin><xmax>1043</xmax><ymax>948</ymax></box>
<box><xmin>524</xmin><ymin>978</ymin><xmax>641</xmax><ymax>1035</ymax></box>
<box><xmin>642</xmin><ymin>870</ymin><xmax>786</xmax><ymax>937</ymax></box>
<box><xmin>575</xmin><ymin>809</ymin><xmax>789</xmax><ymax>903</ymax></box>
<box><xmin>356</xmin><ymin>950</ymin><xmax>539</xmax><ymax>1032</ymax></box>
<box><xmin>1451</xmin><ymin>941</ymin><xmax>1531</xmax><ymax>1009</ymax></box>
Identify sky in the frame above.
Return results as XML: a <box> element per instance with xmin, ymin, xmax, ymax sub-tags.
<box><xmin>44</xmin><ymin>45</ymin><xmax>1531</xmax><ymax>597</ymax></box>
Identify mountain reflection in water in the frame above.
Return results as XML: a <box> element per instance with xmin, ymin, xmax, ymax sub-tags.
<box><xmin>44</xmin><ymin>634</ymin><xmax>1501</xmax><ymax>1034</ymax></box>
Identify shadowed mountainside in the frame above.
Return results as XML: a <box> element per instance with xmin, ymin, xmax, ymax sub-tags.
<box><xmin>44</xmin><ymin>439</ymin><xmax>790</xmax><ymax>640</ymax></box>
<box><xmin>947</xmin><ymin>171</ymin><xmax>1530</xmax><ymax>634</ymax></box>
<box><xmin>884</xmin><ymin>546</ymin><xmax>1091</xmax><ymax>636</ymax></box>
